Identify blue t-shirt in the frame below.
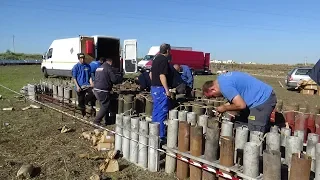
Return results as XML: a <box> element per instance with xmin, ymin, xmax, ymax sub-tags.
<box><xmin>217</xmin><ymin>71</ymin><xmax>273</xmax><ymax>108</ymax></box>
<box><xmin>180</xmin><ymin>65</ymin><xmax>193</xmax><ymax>88</ymax></box>
<box><xmin>89</xmin><ymin>61</ymin><xmax>101</xmax><ymax>81</ymax></box>
<box><xmin>72</xmin><ymin>62</ymin><xmax>91</xmax><ymax>87</ymax></box>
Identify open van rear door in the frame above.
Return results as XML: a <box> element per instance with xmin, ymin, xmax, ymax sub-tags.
<box><xmin>123</xmin><ymin>39</ymin><xmax>137</xmax><ymax>73</ymax></box>
<box><xmin>80</xmin><ymin>35</ymin><xmax>95</xmax><ymax>64</ymax></box>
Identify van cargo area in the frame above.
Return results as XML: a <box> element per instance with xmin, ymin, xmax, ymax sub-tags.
<box><xmin>97</xmin><ymin>37</ymin><xmax>121</xmax><ymax>72</ymax></box>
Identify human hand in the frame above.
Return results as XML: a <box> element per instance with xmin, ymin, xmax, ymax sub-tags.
<box><xmin>77</xmin><ymin>86</ymin><xmax>81</xmax><ymax>92</ymax></box>
<box><xmin>166</xmin><ymin>90</ymin><xmax>171</xmax><ymax>97</ymax></box>
<box><xmin>216</xmin><ymin>105</ymin><xmax>227</xmax><ymax>114</ymax></box>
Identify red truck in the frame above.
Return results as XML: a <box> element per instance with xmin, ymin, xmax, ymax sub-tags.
<box><xmin>144</xmin><ymin>49</ymin><xmax>211</xmax><ymax>75</ymax></box>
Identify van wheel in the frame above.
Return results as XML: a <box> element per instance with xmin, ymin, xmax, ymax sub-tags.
<box><xmin>43</xmin><ymin>68</ymin><xmax>49</xmax><ymax>78</ymax></box>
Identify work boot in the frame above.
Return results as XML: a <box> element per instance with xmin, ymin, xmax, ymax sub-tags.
<box><xmin>160</xmin><ymin>137</ymin><xmax>167</xmax><ymax>149</ymax></box>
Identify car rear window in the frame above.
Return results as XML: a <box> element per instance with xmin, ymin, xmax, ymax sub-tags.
<box><xmin>295</xmin><ymin>69</ymin><xmax>311</xmax><ymax>75</ymax></box>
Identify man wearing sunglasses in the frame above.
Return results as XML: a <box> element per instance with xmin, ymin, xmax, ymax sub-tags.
<box><xmin>202</xmin><ymin>71</ymin><xmax>277</xmax><ymax>133</ymax></box>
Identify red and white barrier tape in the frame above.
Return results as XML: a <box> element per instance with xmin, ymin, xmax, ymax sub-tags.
<box><xmin>175</xmin><ymin>154</ymin><xmax>241</xmax><ymax>180</ymax></box>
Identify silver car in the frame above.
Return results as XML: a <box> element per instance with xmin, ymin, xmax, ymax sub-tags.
<box><xmin>285</xmin><ymin>67</ymin><xmax>312</xmax><ymax>88</ymax></box>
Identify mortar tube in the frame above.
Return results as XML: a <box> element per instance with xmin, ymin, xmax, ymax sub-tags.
<box><xmin>221</xmin><ymin>120</ymin><xmax>234</xmax><ymax>137</ymax></box>
<box><xmin>122</xmin><ymin>115</ymin><xmax>131</xmax><ymax>160</ymax></box>
<box><xmin>266</xmin><ymin>132</ymin><xmax>280</xmax><ymax>151</ymax></box>
<box><xmin>280</xmin><ymin>127</ymin><xmax>291</xmax><ymax>147</ymax></box>
<box><xmin>315</xmin><ymin>143</ymin><xmax>320</xmax><ymax>180</ymax></box>
<box><xmin>118</xmin><ymin>94</ymin><xmax>124</xmax><ymax>114</ymax></box>
<box><xmin>177</xmin><ymin>121</ymin><xmax>190</xmax><ymax>180</ymax></box>
<box><xmin>165</xmin><ymin>119</ymin><xmax>179</xmax><ymax>174</ymax></box>
<box><xmin>293</xmin><ymin>130</ymin><xmax>305</xmax><ymax>150</ymax></box>
<box><xmin>249</xmin><ymin>131</ymin><xmax>264</xmax><ymax>156</ymax></box>
<box><xmin>123</xmin><ymin>94</ymin><xmax>134</xmax><ymax>115</ymax></box>
<box><xmin>52</xmin><ymin>84</ymin><xmax>58</xmax><ymax>99</ymax></box>
<box><xmin>243</xmin><ymin>142</ymin><xmax>260</xmax><ymax>178</ymax></box>
<box><xmin>178</xmin><ymin>110</ymin><xmax>188</xmax><ymax>121</ymax></box>
<box><xmin>198</xmin><ymin>115</ymin><xmax>209</xmax><ymax>134</ymax></box>
<box><xmin>190</xmin><ymin>126</ymin><xmax>203</xmax><ymax>180</ymax></box>
<box><xmin>289</xmin><ymin>153</ymin><xmax>312</xmax><ymax>180</ymax></box>
<box><xmin>115</xmin><ymin>114</ymin><xmax>123</xmax><ymax>151</ymax></box>
<box><xmin>130</xmin><ymin>117</ymin><xmax>140</xmax><ymax>164</ymax></box>
<box><xmin>285</xmin><ymin>136</ymin><xmax>303</xmax><ymax>168</ymax></box>
<box><xmin>306</xmin><ymin>133</ymin><xmax>319</xmax><ymax>172</ymax></box>
<box><xmin>58</xmin><ymin>85</ymin><xmax>64</xmax><ymax>101</ymax></box>
<box><xmin>138</xmin><ymin>120</ymin><xmax>149</xmax><ymax>168</ymax></box>
<box><xmin>187</xmin><ymin>112</ymin><xmax>197</xmax><ymax>126</ymax></box>
<box><xmin>145</xmin><ymin>95</ymin><xmax>153</xmax><ymax>117</ymax></box>
<box><xmin>148</xmin><ymin>122</ymin><xmax>160</xmax><ymax>172</ymax></box>
<box><xmin>270</xmin><ymin>125</ymin><xmax>279</xmax><ymax>133</ymax></box>
<box><xmin>203</xmin><ymin>125</ymin><xmax>220</xmax><ymax>180</ymax></box>
<box><xmin>263</xmin><ymin>150</ymin><xmax>281</xmax><ymax>180</ymax></box>
<box><xmin>234</xmin><ymin>126</ymin><xmax>249</xmax><ymax>164</ymax></box>
<box><xmin>63</xmin><ymin>87</ymin><xmax>72</xmax><ymax>103</ymax></box>
<box><xmin>169</xmin><ymin>109</ymin><xmax>178</xmax><ymax>120</ymax></box>
<box><xmin>219</xmin><ymin>136</ymin><xmax>234</xmax><ymax>180</ymax></box>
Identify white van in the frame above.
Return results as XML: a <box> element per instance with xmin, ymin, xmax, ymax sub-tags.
<box><xmin>41</xmin><ymin>35</ymin><xmax>137</xmax><ymax>78</ymax></box>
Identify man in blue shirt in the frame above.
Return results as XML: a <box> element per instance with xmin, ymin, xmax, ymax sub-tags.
<box><xmin>89</xmin><ymin>57</ymin><xmax>105</xmax><ymax>81</ymax></box>
<box><xmin>72</xmin><ymin>53</ymin><xmax>95</xmax><ymax>116</ymax></box>
<box><xmin>173</xmin><ymin>64</ymin><xmax>193</xmax><ymax>96</ymax></box>
<box><xmin>202</xmin><ymin>71</ymin><xmax>277</xmax><ymax>133</ymax></box>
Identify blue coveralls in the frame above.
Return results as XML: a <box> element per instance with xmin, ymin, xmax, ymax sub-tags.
<box><xmin>151</xmin><ymin>86</ymin><xmax>170</xmax><ymax>139</ymax></box>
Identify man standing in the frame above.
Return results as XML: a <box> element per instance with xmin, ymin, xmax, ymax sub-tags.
<box><xmin>202</xmin><ymin>71</ymin><xmax>277</xmax><ymax>133</ymax></box>
<box><xmin>89</xmin><ymin>57</ymin><xmax>105</xmax><ymax>81</ymax></box>
<box><xmin>150</xmin><ymin>43</ymin><xmax>171</xmax><ymax>141</ymax></box>
<box><xmin>72</xmin><ymin>53</ymin><xmax>94</xmax><ymax>116</ymax></box>
<box><xmin>93</xmin><ymin>58</ymin><xmax>120</xmax><ymax>126</ymax></box>
<box><xmin>173</xmin><ymin>64</ymin><xmax>193</xmax><ymax>96</ymax></box>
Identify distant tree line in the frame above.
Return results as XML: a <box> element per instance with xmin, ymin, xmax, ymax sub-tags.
<box><xmin>0</xmin><ymin>50</ymin><xmax>42</xmax><ymax>60</ymax></box>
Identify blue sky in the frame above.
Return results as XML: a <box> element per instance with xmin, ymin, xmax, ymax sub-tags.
<box><xmin>1</xmin><ymin>0</ymin><xmax>320</xmax><ymax>64</ymax></box>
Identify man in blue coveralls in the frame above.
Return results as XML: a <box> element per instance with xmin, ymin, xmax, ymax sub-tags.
<box><xmin>202</xmin><ymin>71</ymin><xmax>277</xmax><ymax>133</ymax></box>
<box><xmin>89</xmin><ymin>57</ymin><xmax>106</xmax><ymax>81</ymax></box>
<box><xmin>173</xmin><ymin>64</ymin><xmax>193</xmax><ymax>97</ymax></box>
<box><xmin>149</xmin><ymin>43</ymin><xmax>172</xmax><ymax>142</ymax></box>
<box><xmin>72</xmin><ymin>53</ymin><xmax>95</xmax><ymax>117</ymax></box>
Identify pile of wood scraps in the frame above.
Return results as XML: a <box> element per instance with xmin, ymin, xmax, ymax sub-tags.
<box><xmin>297</xmin><ymin>79</ymin><xmax>319</xmax><ymax>95</ymax></box>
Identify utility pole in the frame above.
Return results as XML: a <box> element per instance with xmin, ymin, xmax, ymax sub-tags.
<box><xmin>12</xmin><ymin>35</ymin><xmax>15</xmax><ymax>53</ymax></box>
<box><xmin>304</xmin><ymin>56</ymin><xmax>307</xmax><ymax>66</ymax></box>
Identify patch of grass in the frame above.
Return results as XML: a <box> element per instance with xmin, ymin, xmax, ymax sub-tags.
<box><xmin>0</xmin><ymin>65</ymin><xmax>42</xmax><ymax>97</ymax></box>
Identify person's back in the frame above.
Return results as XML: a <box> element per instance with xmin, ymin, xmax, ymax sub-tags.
<box><xmin>217</xmin><ymin>71</ymin><xmax>273</xmax><ymax>108</ymax></box>
<box><xmin>151</xmin><ymin>54</ymin><xmax>169</xmax><ymax>86</ymax></box>
<box><xmin>94</xmin><ymin>62</ymin><xmax>118</xmax><ymax>92</ymax></box>
<box><xmin>180</xmin><ymin>65</ymin><xmax>193</xmax><ymax>88</ymax></box>
<box><xmin>138</xmin><ymin>71</ymin><xmax>151</xmax><ymax>91</ymax></box>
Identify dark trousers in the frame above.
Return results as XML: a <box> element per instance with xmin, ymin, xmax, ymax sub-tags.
<box><xmin>77</xmin><ymin>88</ymin><xmax>96</xmax><ymax>116</ymax></box>
<box><xmin>77</xmin><ymin>88</ymin><xmax>96</xmax><ymax>108</ymax></box>
<box><xmin>94</xmin><ymin>91</ymin><xmax>111</xmax><ymax>125</ymax></box>
<box><xmin>234</xmin><ymin>91</ymin><xmax>277</xmax><ymax>133</ymax></box>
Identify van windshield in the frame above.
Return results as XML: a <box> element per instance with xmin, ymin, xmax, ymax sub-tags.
<box><xmin>143</xmin><ymin>55</ymin><xmax>155</xmax><ymax>60</ymax></box>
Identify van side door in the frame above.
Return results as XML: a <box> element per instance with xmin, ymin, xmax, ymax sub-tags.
<box><xmin>123</xmin><ymin>39</ymin><xmax>138</xmax><ymax>74</ymax></box>
<box><xmin>79</xmin><ymin>35</ymin><xmax>95</xmax><ymax>64</ymax></box>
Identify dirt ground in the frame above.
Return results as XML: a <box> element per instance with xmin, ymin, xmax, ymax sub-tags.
<box><xmin>1</xmin><ymin>65</ymin><xmax>320</xmax><ymax>179</ymax></box>
<box><xmin>0</xmin><ymin>99</ymin><xmax>175</xmax><ymax>180</ymax></box>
